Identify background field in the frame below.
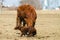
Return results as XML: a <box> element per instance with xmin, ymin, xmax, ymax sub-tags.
<box><xmin>0</xmin><ymin>9</ymin><xmax>60</xmax><ymax>40</ymax></box>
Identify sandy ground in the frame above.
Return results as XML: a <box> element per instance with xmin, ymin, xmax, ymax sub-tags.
<box><xmin>0</xmin><ymin>9</ymin><xmax>60</xmax><ymax>40</ymax></box>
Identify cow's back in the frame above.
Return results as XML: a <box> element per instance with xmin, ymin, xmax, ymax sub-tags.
<box><xmin>17</xmin><ymin>5</ymin><xmax>37</xmax><ymax>19</ymax></box>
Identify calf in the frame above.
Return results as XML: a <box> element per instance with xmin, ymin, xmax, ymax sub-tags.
<box><xmin>15</xmin><ymin>26</ymin><xmax>36</xmax><ymax>37</ymax></box>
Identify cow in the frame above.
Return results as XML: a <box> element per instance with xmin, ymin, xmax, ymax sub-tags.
<box><xmin>15</xmin><ymin>4</ymin><xmax>37</xmax><ymax>28</ymax></box>
<box><xmin>15</xmin><ymin>26</ymin><xmax>36</xmax><ymax>37</ymax></box>
<box><xmin>14</xmin><ymin>4</ymin><xmax>37</xmax><ymax>37</ymax></box>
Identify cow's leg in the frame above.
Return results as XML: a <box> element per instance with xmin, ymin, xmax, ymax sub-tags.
<box><xmin>33</xmin><ymin>22</ymin><xmax>35</xmax><ymax>27</ymax></box>
<box><xmin>23</xmin><ymin>20</ymin><xmax>26</xmax><ymax>26</ymax></box>
<box><xmin>17</xmin><ymin>17</ymin><xmax>22</xmax><ymax>27</ymax></box>
<box><xmin>15</xmin><ymin>17</ymin><xmax>21</xmax><ymax>29</ymax></box>
<box><xmin>33</xmin><ymin>20</ymin><xmax>36</xmax><ymax>27</ymax></box>
<box><xmin>15</xmin><ymin>17</ymin><xmax>18</xmax><ymax>29</ymax></box>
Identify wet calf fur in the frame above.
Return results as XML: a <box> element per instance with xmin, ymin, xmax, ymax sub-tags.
<box><xmin>15</xmin><ymin>26</ymin><xmax>36</xmax><ymax>37</ymax></box>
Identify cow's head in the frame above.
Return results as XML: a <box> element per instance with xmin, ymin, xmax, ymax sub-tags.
<box><xmin>24</xmin><ymin>18</ymin><xmax>34</xmax><ymax>27</ymax></box>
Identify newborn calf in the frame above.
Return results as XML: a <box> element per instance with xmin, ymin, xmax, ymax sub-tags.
<box><xmin>28</xmin><ymin>26</ymin><xmax>37</xmax><ymax>37</ymax></box>
<box><xmin>15</xmin><ymin>26</ymin><xmax>36</xmax><ymax>37</ymax></box>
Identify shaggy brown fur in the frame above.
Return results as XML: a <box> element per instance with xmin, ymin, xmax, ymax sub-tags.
<box><xmin>15</xmin><ymin>26</ymin><xmax>36</xmax><ymax>37</ymax></box>
<box><xmin>15</xmin><ymin>4</ymin><xmax>37</xmax><ymax>28</ymax></box>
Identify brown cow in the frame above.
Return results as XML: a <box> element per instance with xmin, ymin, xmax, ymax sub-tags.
<box><xmin>15</xmin><ymin>4</ymin><xmax>37</xmax><ymax>28</ymax></box>
<box><xmin>15</xmin><ymin>26</ymin><xmax>36</xmax><ymax>37</ymax></box>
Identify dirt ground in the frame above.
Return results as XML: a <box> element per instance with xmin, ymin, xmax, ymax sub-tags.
<box><xmin>0</xmin><ymin>9</ymin><xmax>60</xmax><ymax>40</ymax></box>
